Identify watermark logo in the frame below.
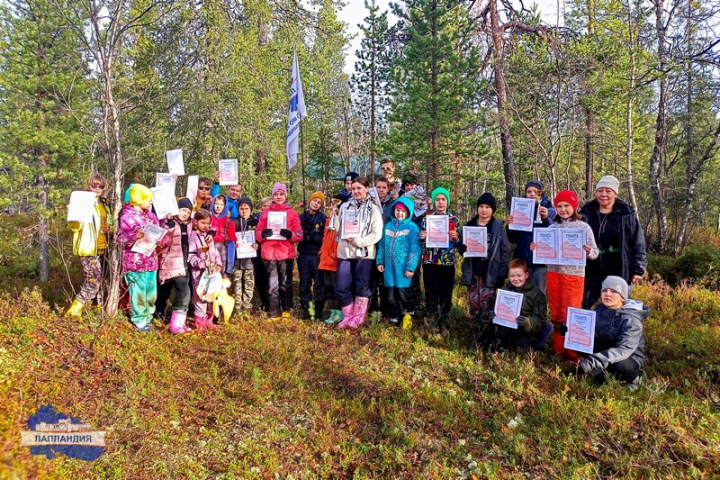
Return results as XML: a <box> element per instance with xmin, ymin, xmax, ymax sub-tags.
<box><xmin>20</xmin><ymin>404</ymin><xmax>105</xmax><ymax>461</ymax></box>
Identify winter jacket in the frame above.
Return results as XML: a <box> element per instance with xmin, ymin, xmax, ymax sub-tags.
<box><xmin>117</xmin><ymin>203</ymin><xmax>159</xmax><ymax>273</ymax></box>
<box><xmin>501</xmin><ymin>277</ymin><xmax>547</xmax><ymax>334</ymax></box>
<box><xmin>581</xmin><ymin>299</ymin><xmax>649</xmax><ymax>374</ymax></box>
<box><xmin>546</xmin><ymin>218</ymin><xmax>599</xmax><ymax>277</ymax></box>
<box><xmin>232</xmin><ymin>215</ymin><xmax>258</xmax><ymax>270</ymax></box>
<box><xmin>333</xmin><ymin>196</ymin><xmax>384</xmax><ymax>260</ymax></box>
<box><xmin>376</xmin><ymin>197</ymin><xmax>422</xmax><ymax>289</ymax></box>
<box><xmin>210</xmin><ymin>195</ymin><xmax>237</xmax><ymax>271</ymax></box>
<box><xmin>420</xmin><ymin>211</ymin><xmax>462</xmax><ymax>266</ymax></box>
<box><xmin>69</xmin><ymin>198</ymin><xmax>114</xmax><ymax>256</ymax></box>
<box><xmin>459</xmin><ymin>216</ymin><xmax>510</xmax><ymax>288</ymax></box>
<box><xmin>379</xmin><ymin>194</ymin><xmax>395</xmax><ymax>224</ymax></box>
<box><xmin>319</xmin><ymin>217</ymin><xmax>339</xmax><ymax>271</ymax></box>
<box><xmin>187</xmin><ymin>229</ymin><xmax>223</xmax><ymax>287</ymax></box>
<box><xmin>255</xmin><ymin>202</ymin><xmax>302</xmax><ymax>261</ymax></box>
<box><xmin>507</xmin><ymin>202</ymin><xmax>555</xmax><ymax>268</ymax></box>
<box><xmin>298</xmin><ymin>210</ymin><xmax>326</xmax><ymax>256</ymax></box>
<box><xmin>158</xmin><ymin>218</ymin><xmax>192</xmax><ymax>283</ymax></box>
<box><xmin>210</xmin><ymin>183</ymin><xmax>240</xmax><ymax>218</ymax></box>
<box><xmin>579</xmin><ymin>199</ymin><xmax>647</xmax><ymax>282</ymax></box>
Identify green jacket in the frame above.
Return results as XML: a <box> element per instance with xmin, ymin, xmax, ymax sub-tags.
<box><xmin>502</xmin><ymin>277</ymin><xmax>547</xmax><ymax>334</ymax></box>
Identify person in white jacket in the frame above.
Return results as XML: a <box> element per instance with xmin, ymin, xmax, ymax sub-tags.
<box><xmin>332</xmin><ymin>177</ymin><xmax>384</xmax><ymax>329</ymax></box>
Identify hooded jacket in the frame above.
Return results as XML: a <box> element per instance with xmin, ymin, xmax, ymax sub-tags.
<box><xmin>579</xmin><ymin>198</ymin><xmax>647</xmax><ymax>282</ymax></box>
<box><xmin>376</xmin><ymin>197</ymin><xmax>421</xmax><ymax>289</ymax></box>
<box><xmin>581</xmin><ymin>299</ymin><xmax>649</xmax><ymax>374</ymax></box>
<box><xmin>255</xmin><ymin>202</ymin><xmax>302</xmax><ymax>261</ymax></box>
<box><xmin>117</xmin><ymin>203</ymin><xmax>159</xmax><ymax>273</ymax></box>
<box><xmin>210</xmin><ymin>195</ymin><xmax>237</xmax><ymax>243</ymax></box>
<box><xmin>333</xmin><ymin>195</ymin><xmax>384</xmax><ymax>260</ymax></box>
<box><xmin>460</xmin><ymin>216</ymin><xmax>510</xmax><ymax>288</ymax></box>
<box><xmin>502</xmin><ymin>277</ymin><xmax>547</xmax><ymax>334</ymax></box>
<box><xmin>210</xmin><ymin>183</ymin><xmax>240</xmax><ymax>218</ymax></box>
<box><xmin>158</xmin><ymin>218</ymin><xmax>192</xmax><ymax>283</ymax></box>
<box><xmin>319</xmin><ymin>216</ymin><xmax>339</xmax><ymax>271</ymax></box>
<box><xmin>187</xmin><ymin>229</ymin><xmax>223</xmax><ymax>287</ymax></box>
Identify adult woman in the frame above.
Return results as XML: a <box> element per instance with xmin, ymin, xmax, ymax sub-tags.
<box><xmin>579</xmin><ymin>175</ymin><xmax>647</xmax><ymax>309</ymax></box>
<box><xmin>333</xmin><ymin>177</ymin><xmax>384</xmax><ymax>329</ymax></box>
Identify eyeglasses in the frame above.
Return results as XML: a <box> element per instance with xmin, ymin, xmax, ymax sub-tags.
<box><xmin>90</xmin><ymin>184</ymin><xmax>105</xmax><ymax>189</ymax></box>
<box><xmin>198</xmin><ymin>186</ymin><xmax>211</xmax><ymax>191</ymax></box>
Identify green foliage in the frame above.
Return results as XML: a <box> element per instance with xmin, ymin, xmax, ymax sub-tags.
<box><xmin>648</xmin><ymin>244</ymin><xmax>720</xmax><ymax>288</ymax></box>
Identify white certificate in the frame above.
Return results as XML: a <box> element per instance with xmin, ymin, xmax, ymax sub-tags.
<box><xmin>368</xmin><ymin>187</ymin><xmax>382</xmax><ymax>209</ymax></box>
<box><xmin>67</xmin><ymin>191</ymin><xmax>97</xmax><ymax>223</ymax></box>
<box><xmin>166</xmin><ymin>149</ymin><xmax>185</xmax><ymax>176</ymax></box>
<box><xmin>564</xmin><ymin>307</ymin><xmax>596</xmax><ymax>354</ymax></box>
<box><xmin>131</xmin><ymin>223</ymin><xmax>167</xmax><ymax>255</ymax></box>
<box><xmin>218</xmin><ymin>159</ymin><xmax>238</xmax><ymax>186</ymax></box>
<box><xmin>462</xmin><ymin>226</ymin><xmax>487</xmax><ymax>258</ymax></box>
<box><xmin>425</xmin><ymin>215</ymin><xmax>449</xmax><ymax>249</ymax></box>
<box><xmin>532</xmin><ymin>229</ymin><xmax>559</xmax><ymax>265</ymax></box>
<box><xmin>151</xmin><ymin>186</ymin><xmax>180</xmax><ymax>219</ymax></box>
<box><xmin>267</xmin><ymin>211</ymin><xmax>287</xmax><ymax>240</ymax></box>
<box><xmin>559</xmin><ymin>229</ymin><xmax>587</xmax><ymax>266</ymax></box>
<box><xmin>493</xmin><ymin>289</ymin><xmax>524</xmax><ymax>329</ymax></box>
<box><xmin>236</xmin><ymin>230</ymin><xmax>257</xmax><ymax>258</ymax></box>
<box><xmin>341</xmin><ymin>208</ymin><xmax>360</xmax><ymax>239</ymax></box>
<box><xmin>186</xmin><ymin>175</ymin><xmax>199</xmax><ymax>205</ymax></box>
<box><xmin>509</xmin><ymin>197</ymin><xmax>535</xmax><ymax>232</ymax></box>
<box><xmin>155</xmin><ymin>173</ymin><xmax>177</xmax><ymax>190</ymax></box>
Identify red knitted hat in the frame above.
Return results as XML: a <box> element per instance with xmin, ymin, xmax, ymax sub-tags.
<box><xmin>553</xmin><ymin>190</ymin><xmax>578</xmax><ymax>212</ymax></box>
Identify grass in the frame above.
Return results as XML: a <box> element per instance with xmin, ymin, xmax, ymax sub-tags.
<box><xmin>0</xmin><ymin>217</ymin><xmax>719</xmax><ymax>478</ymax></box>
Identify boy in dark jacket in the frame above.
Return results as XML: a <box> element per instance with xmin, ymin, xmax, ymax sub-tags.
<box><xmin>578</xmin><ymin>276</ymin><xmax>649</xmax><ymax>389</ymax></box>
<box><xmin>459</xmin><ymin>193</ymin><xmax>510</xmax><ymax>348</ymax></box>
<box><xmin>298</xmin><ymin>191</ymin><xmax>327</xmax><ymax>320</ymax></box>
<box><xmin>490</xmin><ymin>259</ymin><xmax>550</xmax><ymax>351</ymax></box>
<box><xmin>231</xmin><ymin>197</ymin><xmax>259</xmax><ymax>317</ymax></box>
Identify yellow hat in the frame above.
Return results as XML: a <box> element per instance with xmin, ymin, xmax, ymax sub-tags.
<box><xmin>309</xmin><ymin>191</ymin><xmax>326</xmax><ymax>205</ymax></box>
<box><xmin>129</xmin><ymin>184</ymin><xmax>153</xmax><ymax>206</ymax></box>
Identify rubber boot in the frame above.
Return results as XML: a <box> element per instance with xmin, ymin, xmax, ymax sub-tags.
<box><xmin>314</xmin><ymin>301</ymin><xmax>324</xmax><ymax>321</ymax></box>
<box><xmin>194</xmin><ymin>315</ymin><xmax>207</xmax><ymax>332</ymax></box>
<box><xmin>337</xmin><ymin>302</ymin><xmax>357</xmax><ymax>329</ymax></box>
<box><xmin>301</xmin><ymin>302</ymin><xmax>311</xmax><ymax>320</ymax></box>
<box><xmin>205</xmin><ymin>311</ymin><xmax>219</xmax><ymax>331</ymax></box>
<box><xmin>169</xmin><ymin>310</ymin><xmax>190</xmax><ymax>334</ymax></box>
<box><xmin>64</xmin><ymin>299</ymin><xmax>84</xmax><ymax>318</ymax></box>
<box><xmin>351</xmin><ymin>297</ymin><xmax>370</xmax><ymax>328</ymax></box>
<box><xmin>402</xmin><ymin>312</ymin><xmax>413</xmax><ymax>330</ymax></box>
<box><xmin>325</xmin><ymin>309</ymin><xmax>342</xmax><ymax>324</ymax></box>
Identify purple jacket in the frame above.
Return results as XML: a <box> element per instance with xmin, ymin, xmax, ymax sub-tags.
<box><xmin>187</xmin><ymin>229</ymin><xmax>222</xmax><ymax>287</ymax></box>
<box><xmin>117</xmin><ymin>203</ymin><xmax>159</xmax><ymax>273</ymax></box>
<box><xmin>158</xmin><ymin>219</ymin><xmax>192</xmax><ymax>283</ymax></box>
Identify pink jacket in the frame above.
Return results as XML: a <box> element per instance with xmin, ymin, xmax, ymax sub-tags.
<box><xmin>158</xmin><ymin>219</ymin><xmax>192</xmax><ymax>283</ymax></box>
<box><xmin>187</xmin><ymin>230</ymin><xmax>222</xmax><ymax>287</ymax></box>
<box><xmin>255</xmin><ymin>203</ymin><xmax>302</xmax><ymax>261</ymax></box>
<box><xmin>117</xmin><ymin>203</ymin><xmax>159</xmax><ymax>273</ymax></box>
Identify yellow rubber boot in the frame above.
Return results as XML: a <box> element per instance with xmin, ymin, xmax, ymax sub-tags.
<box><xmin>64</xmin><ymin>299</ymin><xmax>84</xmax><ymax>318</ymax></box>
<box><xmin>402</xmin><ymin>313</ymin><xmax>413</xmax><ymax>330</ymax></box>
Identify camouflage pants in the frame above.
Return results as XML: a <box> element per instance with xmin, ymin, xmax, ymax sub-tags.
<box><xmin>468</xmin><ymin>276</ymin><xmax>498</xmax><ymax>348</ymax></box>
<box><xmin>233</xmin><ymin>269</ymin><xmax>255</xmax><ymax>311</ymax></box>
<box><xmin>76</xmin><ymin>256</ymin><xmax>103</xmax><ymax>304</ymax></box>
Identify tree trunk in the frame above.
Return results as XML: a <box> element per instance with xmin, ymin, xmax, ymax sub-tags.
<box><xmin>625</xmin><ymin>0</ymin><xmax>639</xmax><ymax>216</ymax></box>
<box><xmin>584</xmin><ymin>0</ymin><xmax>595</xmax><ymax>200</ymax></box>
<box><xmin>490</xmin><ymin>0</ymin><xmax>516</xmax><ymax>209</ymax></box>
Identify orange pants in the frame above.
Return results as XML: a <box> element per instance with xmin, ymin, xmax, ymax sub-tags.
<box><xmin>547</xmin><ymin>271</ymin><xmax>584</xmax><ymax>359</ymax></box>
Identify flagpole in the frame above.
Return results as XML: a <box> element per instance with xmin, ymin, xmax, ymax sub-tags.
<box><xmin>301</xmin><ymin>121</ymin><xmax>306</xmax><ymax>205</ymax></box>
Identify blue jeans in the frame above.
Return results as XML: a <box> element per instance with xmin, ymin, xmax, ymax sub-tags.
<box><xmin>335</xmin><ymin>259</ymin><xmax>373</xmax><ymax>307</ymax></box>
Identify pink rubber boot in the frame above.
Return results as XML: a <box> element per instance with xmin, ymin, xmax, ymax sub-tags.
<box><xmin>337</xmin><ymin>301</ymin><xmax>357</xmax><ymax>329</ymax></box>
<box><xmin>169</xmin><ymin>310</ymin><xmax>191</xmax><ymax>334</ymax></box>
<box><xmin>194</xmin><ymin>315</ymin><xmax>207</xmax><ymax>332</ymax></box>
<box><xmin>351</xmin><ymin>297</ymin><xmax>369</xmax><ymax>329</ymax></box>
<box><xmin>205</xmin><ymin>311</ymin><xmax>219</xmax><ymax>332</ymax></box>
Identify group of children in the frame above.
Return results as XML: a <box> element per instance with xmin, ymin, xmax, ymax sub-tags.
<box><xmin>66</xmin><ymin>172</ymin><xmax>649</xmax><ymax>388</ymax></box>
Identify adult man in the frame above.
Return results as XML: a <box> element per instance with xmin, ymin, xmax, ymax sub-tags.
<box><xmin>211</xmin><ymin>171</ymin><xmax>242</xmax><ymax>218</ymax></box>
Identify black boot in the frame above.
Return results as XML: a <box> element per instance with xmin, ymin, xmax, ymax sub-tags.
<box><xmin>313</xmin><ymin>300</ymin><xmax>325</xmax><ymax>321</ymax></box>
<box><xmin>301</xmin><ymin>301</ymin><xmax>311</xmax><ymax>320</ymax></box>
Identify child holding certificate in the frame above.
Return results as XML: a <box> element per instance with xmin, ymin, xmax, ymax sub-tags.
<box><xmin>376</xmin><ymin>197</ymin><xmax>421</xmax><ymax>329</ymax></box>
<box><xmin>419</xmin><ymin>187</ymin><xmax>461</xmax><ymax>334</ymax></box>
<box><xmin>530</xmin><ymin>190</ymin><xmax>599</xmax><ymax>360</ymax></box>
<box><xmin>65</xmin><ymin>174</ymin><xmax>114</xmax><ymax>318</ymax></box>
<box><xmin>188</xmin><ymin>209</ymin><xmax>223</xmax><ymax>331</ymax></box>
<box><xmin>255</xmin><ymin>183</ymin><xmax>302</xmax><ymax>321</ymax></box>
<box><xmin>298</xmin><ymin>191</ymin><xmax>327</xmax><ymax>320</ymax></box>
<box><xmin>577</xmin><ymin>276</ymin><xmax>648</xmax><ymax>389</ymax></box>
<box><xmin>231</xmin><ymin>197</ymin><xmax>258</xmax><ymax>317</ymax></box>
<box><xmin>459</xmin><ymin>193</ymin><xmax>510</xmax><ymax>347</ymax></box>
<box><xmin>210</xmin><ymin>194</ymin><xmax>237</xmax><ymax>277</ymax></box>
<box><xmin>117</xmin><ymin>184</ymin><xmax>160</xmax><ymax>332</ymax></box>
<box><xmin>490</xmin><ymin>259</ymin><xmax>550</xmax><ymax>351</ymax></box>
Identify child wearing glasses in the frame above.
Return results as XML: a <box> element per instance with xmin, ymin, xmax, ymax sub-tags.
<box><xmin>65</xmin><ymin>174</ymin><xmax>114</xmax><ymax>317</ymax></box>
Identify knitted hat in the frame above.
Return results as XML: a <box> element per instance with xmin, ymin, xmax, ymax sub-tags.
<box><xmin>602</xmin><ymin>275</ymin><xmax>629</xmax><ymax>300</ymax></box>
<box><xmin>237</xmin><ymin>196</ymin><xmax>253</xmax><ymax>210</ymax></box>
<box><xmin>553</xmin><ymin>190</ymin><xmax>579</xmax><ymax>212</ymax></box>
<box><xmin>272</xmin><ymin>182</ymin><xmax>287</xmax><ymax>195</ymax></box>
<box><xmin>476</xmin><ymin>192</ymin><xmax>496</xmax><ymax>212</ymax></box>
<box><xmin>344</xmin><ymin>171</ymin><xmax>359</xmax><ymax>182</ymax></box>
<box><xmin>177</xmin><ymin>197</ymin><xmax>194</xmax><ymax>211</ymax></box>
<box><xmin>123</xmin><ymin>183</ymin><xmax>135</xmax><ymax>203</ymax></box>
<box><xmin>431</xmin><ymin>187</ymin><xmax>451</xmax><ymax>208</ymax></box>
<box><xmin>308</xmin><ymin>191</ymin><xmax>326</xmax><ymax>205</ymax></box>
<box><xmin>129</xmin><ymin>184</ymin><xmax>153</xmax><ymax>206</ymax></box>
<box><xmin>525</xmin><ymin>180</ymin><xmax>544</xmax><ymax>191</ymax></box>
<box><xmin>596</xmin><ymin>175</ymin><xmax>620</xmax><ymax>194</ymax></box>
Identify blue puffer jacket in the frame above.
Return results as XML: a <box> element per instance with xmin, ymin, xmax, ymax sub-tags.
<box><xmin>376</xmin><ymin>197</ymin><xmax>421</xmax><ymax>289</ymax></box>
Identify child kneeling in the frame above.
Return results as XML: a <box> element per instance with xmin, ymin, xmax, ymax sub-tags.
<box><xmin>490</xmin><ymin>259</ymin><xmax>551</xmax><ymax>351</ymax></box>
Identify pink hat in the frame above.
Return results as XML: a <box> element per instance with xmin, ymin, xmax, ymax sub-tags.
<box><xmin>394</xmin><ymin>202</ymin><xmax>408</xmax><ymax>211</ymax></box>
<box><xmin>272</xmin><ymin>182</ymin><xmax>287</xmax><ymax>195</ymax></box>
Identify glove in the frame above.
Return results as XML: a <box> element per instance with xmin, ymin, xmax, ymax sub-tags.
<box><xmin>280</xmin><ymin>228</ymin><xmax>292</xmax><ymax>240</ymax></box>
<box><xmin>516</xmin><ymin>315</ymin><xmax>527</xmax><ymax>330</ymax></box>
<box><xmin>261</xmin><ymin>229</ymin><xmax>273</xmax><ymax>239</ymax></box>
<box><xmin>165</xmin><ymin>218</ymin><xmax>176</xmax><ymax>229</ymax></box>
<box><xmin>554</xmin><ymin>323</ymin><xmax>568</xmax><ymax>336</ymax></box>
<box><xmin>578</xmin><ymin>359</ymin><xmax>592</xmax><ymax>374</ymax></box>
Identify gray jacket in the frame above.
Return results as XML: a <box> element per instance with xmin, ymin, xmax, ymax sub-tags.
<box><xmin>459</xmin><ymin>216</ymin><xmax>509</xmax><ymax>288</ymax></box>
<box><xmin>581</xmin><ymin>299</ymin><xmax>650</xmax><ymax>374</ymax></box>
